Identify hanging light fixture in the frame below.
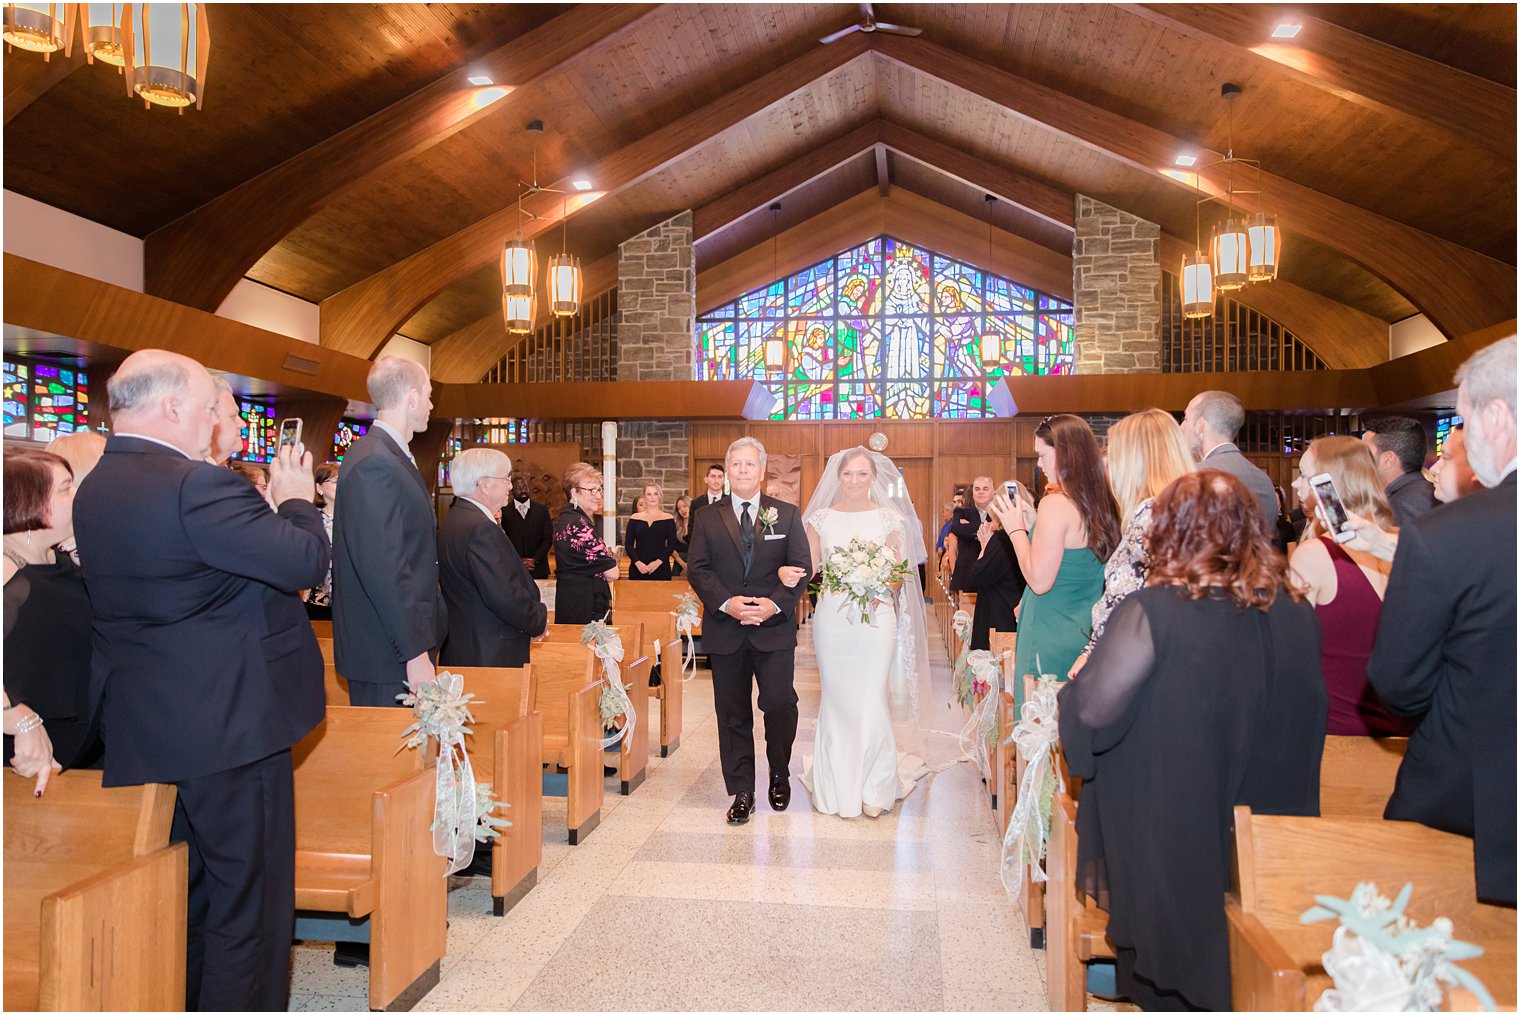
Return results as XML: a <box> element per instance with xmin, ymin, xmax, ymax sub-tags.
<box><xmin>3</xmin><ymin>2</ymin><xmax>75</xmax><ymax>58</ymax></box>
<box><xmin>1246</xmin><ymin>210</ymin><xmax>1280</xmax><ymax>282</ymax></box>
<box><xmin>1181</xmin><ymin>250</ymin><xmax>1214</xmax><ymax>320</ymax></box>
<box><xmin>977</xmin><ymin>194</ymin><xmax>1003</xmax><ymax>371</ymax></box>
<box><xmin>80</xmin><ymin>2</ymin><xmax>126</xmax><ymax>67</ymax></box>
<box><xmin>546</xmin><ymin>192</ymin><xmax>582</xmax><ymax>317</ymax></box>
<box><xmin>122</xmin><ymin>3</ymin><xmax>209</xmax><ymax>112</ymax></box>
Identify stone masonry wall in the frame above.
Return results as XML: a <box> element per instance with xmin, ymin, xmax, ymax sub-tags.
<box><xmin>1073</xmin><ymin>195</ymin><xmax>1161</xmax><ymax>373</ymax></box>
<box><xmin>614</xmin><ymin>422</ymin><xmax>690</xmax><ymax>515</ymax></box>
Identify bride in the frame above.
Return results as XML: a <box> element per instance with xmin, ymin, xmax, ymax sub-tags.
<box><xmin>779</xmin><ymin>446</ymin><xmax>933</xmax><ymax>818</ymax></box>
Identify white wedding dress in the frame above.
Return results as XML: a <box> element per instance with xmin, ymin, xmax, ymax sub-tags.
<box><xmin>800</xmin><ymin>507</ymin><xmax>921</xmax><ymax>818</ymax></box>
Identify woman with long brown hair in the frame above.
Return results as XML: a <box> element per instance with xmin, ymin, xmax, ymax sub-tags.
<box><xmin>1058</xmin><ymin>470</ymin><xmax>1326</xmax><ymax>1011</ymax></box>
<box><xmin>990</xmin><ymin>414</ymin><xmax>1120</xmax><ymax>705</ymax></box>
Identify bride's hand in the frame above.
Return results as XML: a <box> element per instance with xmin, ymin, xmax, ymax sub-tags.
<box><xmin>777</xmin><ymin>565</ymin><xmax>808</xmax><ymax>589</ymax></box>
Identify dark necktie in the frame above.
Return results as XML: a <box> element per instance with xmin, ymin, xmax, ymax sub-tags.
<box><xmin>740</xmin><ymin>501</ymin><xmax>754</xmax><ymax>572</ymax></box>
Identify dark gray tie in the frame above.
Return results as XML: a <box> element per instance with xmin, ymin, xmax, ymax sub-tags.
<box><xmin>740</xmin><ymin>501</ymin><xmax>754</xmax><ymax>572</ymax></box>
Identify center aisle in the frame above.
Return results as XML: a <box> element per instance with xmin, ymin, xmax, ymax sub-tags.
<box><xmin>289</xmin><ymin>610</ymin><xmax>1080</xmax><ymax>1012</ymax></box>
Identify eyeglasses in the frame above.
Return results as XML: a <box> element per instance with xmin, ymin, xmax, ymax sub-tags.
<box><xmin>577</xmin><ymin>485</ymin><xmax>604</xmax><ymax>495</ymax></box>
<box><xmin>483</xmin><ymin>476</ymin><xmax>512</xmax><ymax>483</ymax></box>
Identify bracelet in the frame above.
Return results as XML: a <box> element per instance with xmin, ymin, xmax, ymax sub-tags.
<box><xmin>13</xmin><ymin>713</ymin><xmax>43</xmax><ymax>735</ymax></box>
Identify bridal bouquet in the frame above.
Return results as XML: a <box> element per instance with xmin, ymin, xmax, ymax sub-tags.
<box><xmin>818</xmin><ymin>536</ymin><xmax>911</xmax><ymax>625</ymax></box>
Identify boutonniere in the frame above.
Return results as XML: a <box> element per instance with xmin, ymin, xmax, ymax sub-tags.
<box><xmin>757</xmin><ymin>506</ymin><xmax>779</xmax><ymax>535</ymax></box>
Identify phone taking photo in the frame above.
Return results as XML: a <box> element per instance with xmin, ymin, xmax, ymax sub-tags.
<box><xmin>1309</xmin><ymin>472</ymin><xmax>1356</xmax><ymax>544</ymax></box>
<box><xmin>1004</xmin><ymin>480</ymin><xmax>1027</xmax><ymax>503</ymax></box>
<box><xmin>277</xmin><ymin>418</ymin><xmax>303</xmax><ymax>453</ymax></box>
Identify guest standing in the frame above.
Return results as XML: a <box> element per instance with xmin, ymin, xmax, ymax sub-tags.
<box><xmin>207</xmin><ymin>374</ymin><xmax>244</xmax><ymax>466</ymax></box>
<box><xmin>1288</xmin><ymin>436</ymin><xmax>1409</xmax><ymax>737</ymax></box>
<box><xmin>438</xmin><ymin>449</ymin><xmax>547</xmax><ymax>667</ymax></box>
<box><xmin>672</xmin><ymin>495</ymin><xmax>692</xmax><ymax>576</ymax></box>
<box><xmin>1431</xmin><ymin>424</ymin><xmax>1482</xmax><ymax>503</ymax></box>
<box><xmin>553</xmin><ymin>462</ymin><xmax>619</xmax><ymax>625</ymax></box>
<box><xmin>304</xmin><ymin>462</ymin><xmax>339</xmax><ymax>620</ymax></box>
<box><xmin>967</xmin><ymin>512</ymin><xmax>1024</xmax><ymax>651</ymax></box>
<box><xmin>1060</xmin><ymin>470</ymin><xmax>1326</xmax><ymax>1012</ymax></box>
<box><xmin>946</xmin><ymin>476</ymin><xmax>994</xmax><ymax>593</ymax></box>
<box><xmin>73</xmin><ymin>349</ymin><xmax>328</xmax><ymax>1012</ymax></box>
<box><xmin>501</xmin><ymin>474</ymin><xmax>552</xmax><ymax>579</ymax></box>
<box><xmin>689</xmin><ymin>463</ymin><xmax>728</xmax><ymax>518</ymax></box>
<box><xmin>1362</xmin><ymin>415</ymin><xmax>1438</xmax><ymax>527</ymax></box>
<box><xmin>1181</xmin><ymin>389</ymin><xmax>1277</xmax><ymax>524</ymax></box>
<box><xmin>627</xmin><ymin>481</ymin><xmax>677</xmax><ymax>581</ymax></box>
<box><xmin>332</xmin><ymin>356</ymin><xmax>446</xmax><ymax>706</ymax></box>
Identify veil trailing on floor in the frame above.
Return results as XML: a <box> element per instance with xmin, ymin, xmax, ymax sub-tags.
<box><xmin>801</xmin><ymin>446</ymin><xmax>939</xmax><ymax>760</ymax></box>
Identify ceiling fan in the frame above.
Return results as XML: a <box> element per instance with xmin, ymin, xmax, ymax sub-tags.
<box><xmin>820</xmin><ymin>3</ymin><xmax>922</xmax><ymax>44</ymax></box>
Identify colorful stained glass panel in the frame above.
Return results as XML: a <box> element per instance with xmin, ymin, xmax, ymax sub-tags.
<box><xmin>238</xmin><ymin>401</ymin><xmax>276</xmax><ymax>462</ymax></box>
<box><xmin>786</xmin><ymin>261</ymin><xmax>834</xmax><ymax>317</ymax></box>
<box><xmin>333</xmin><ymin>420</ymin><xmax>368</xmax><ymax>462</ymax></box>
<box><xmin>4</xmin><ymin>361</ymin><xmax>28</xmax><ymax>437</ymax></box>
<box><xmin>787</xmin><ymin>321</ymin><xmax>834</xmax><ymax>382</ymax></box>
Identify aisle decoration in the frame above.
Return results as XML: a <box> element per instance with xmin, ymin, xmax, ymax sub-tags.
<box><xmin>949</xmin><ymin>608</ymin><xmax>974</xmax><ymax>706</ymax></box>
<box><xmin>1000</xmin><ymin>674</ymin><xmax>1063</xmax><ymax>899</ymax></box>
<box><xmin>671</xmin><ymin>591</ymin><xmax>700</xmax><ymax>683</ymax></box>
<box><xmin>582</xmin><ymin>619</ymin><xmax>635</xmax><ymax>749</ymax></box>
<box><xmin>818</xmin><ymin>536</ymin><xmax>912</xmax><ymax>625</ymax></box>
<box><xmin>956</xmin><ymin>649</ymin><xmax>1002</xmax><ymax>778</ymax></box>
<box><xmin>398</xmin><ymin>672</ymin><xmax>509</xmax><ymax>876</ymax></box>
<box><xmin>1302</xmin><ymin>882</ymin><xmax>1495</xmax><ymax>1012</ymax></box>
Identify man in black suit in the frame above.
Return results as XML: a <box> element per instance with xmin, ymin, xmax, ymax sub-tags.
<box><xmin>1183</xmin><ymin>390</ymin><xmax>1278</xmax><ymax>524</ymax></box>
<box><xmin>946</xmin><ymin>476</ymin><xmax>994</xmax><ymax>593</ymax></box>
<box><xmin>686</xmin><ymin>438</ymin><xmax>812</xmax><ymax>825</ymax></box>
<box><xmin>1362</xmin><ymin>415</ymin><xmax>1439</xmax><ymax>527</ymax></box>
<box><xmin>688</xmin><ymin>462</ymin><xmax>728</xmax><ymax>518</ymax></box>
<box><xmin>968</xmin><ymin>517</ymin><xmax>1026</xmax><ymax>650</ymax></box>
<box><xmin>1361</xmin><ymin>336</ymin><xmax>1516</xmax><ymax>905</ymax></box>
<box><xmin>74</xmin><ymin>349</ymin><xmax>328</xmax><ymax>1011</ymax></box>
<box><xmin>501</xmin><ymin>474</ymin><xmax>552</xmax><ymax>579</ymax></box>
<box><xmin>332</xmin><ymin>356</ymin><xmax>447</xmax><ymax>706</ymax></box>
<box><xmin>440</xmin><ymin>448</ymin><xmax>548</xmax><ymax>667</ymax></box>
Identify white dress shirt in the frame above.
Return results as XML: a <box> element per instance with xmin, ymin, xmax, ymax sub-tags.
<box><xmin>723</xmin><ymin>493</ymin><xmax>779</xmax><ymax>618</ymax></box>
<box><xmin>457</xmin><ymin>495</ymin><xmax>496</xmax><ymax>524</ymax></box>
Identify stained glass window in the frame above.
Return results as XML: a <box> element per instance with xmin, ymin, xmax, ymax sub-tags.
<box><xmin>695</xmin><ymin>235</ymin><xmax>1075</xmax><ymax>419</ymax></box>
<box><xmin>1435</xmin><ymin>415</ymin><xmax>1463</xmax><ymax>460</ymax></box>
<box><xmin>236</xmin><ymin>400</ymin><xmax>277</xmax><ymax>463</ymax></box>
<box><xmin>438</xmin><ymin>435</ymin><xmax>464</xmax><ymax>489</ymax></box>
<box><xmin>332</xmin><ymin>419</ymin><xmax>369</xmax><ymax>463</ymax></box>
<box><xmin>4</xmin><ymin>361</ymin><xmax>28</xmax><ymax>438</ymax></box>
<box><xmin>2</xmin><ymin>358</ymin><xmax>90</xmax><ymax>442</ymax></box>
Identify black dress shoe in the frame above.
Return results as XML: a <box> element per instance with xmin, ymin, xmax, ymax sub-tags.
<box><xmin>727</xmin><ymin>792</ymin><xmax>755</xmax><ymax>825</ymax></box>
<box><xmin>768</xmin><ymin>773</ymin><xmax>791</xmax><ymax>811</ymax></box>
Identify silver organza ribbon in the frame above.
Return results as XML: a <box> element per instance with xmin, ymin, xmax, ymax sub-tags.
<box><xmin>949</xmin><ymin>608</ymin><xmax>973</xmax><ymax>698</ymax></box>
<box><xmin>671</xmin><ymin>592</ymin><xmax>700</xmax><ymax>683</ymax></box>
<box><xmin>582</xmin><ymin>620</ymin><xmax>635</xmax><ymax>749</ymax></box>
<box><xmin>956</xmin><ymin>649</ymin><xmax>1001</xmax><ymax>779</ymax></box>
<box><xmin>999</xmin><ymin>676</ymin><xmax>1062</xmax><ymax>899</ymax></box>
<box><xmin>399</xmin><ymin>671</ymin><xmax>509</xmax><ymax>876</ymax></box>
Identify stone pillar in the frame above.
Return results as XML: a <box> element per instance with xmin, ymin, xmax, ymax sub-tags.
<box><xmin>614</xmin><ymin>422</ymin><xmax>691</xmax><ymax>513</ymax></box>
<box><xmin>1072</xmin><ymin>195</ymin><xmax>1161</xmax><ymax>373</ymax></box>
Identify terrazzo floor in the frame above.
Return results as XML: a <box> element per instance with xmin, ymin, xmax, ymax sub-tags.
<box><xmin>287</xmin><ymin>610</ymin><xmax>1131</xmax><ymax>1012</ymax></box>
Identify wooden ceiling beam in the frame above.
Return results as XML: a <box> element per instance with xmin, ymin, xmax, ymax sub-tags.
<box><xmin>141</xmin><ymin>4</ymin><xmax>660</xmax><ymax>313</ymax></box>
<box><xmin>871</xmin><ymin>35</ymin><xmax>1516</xmax><ymax>342</ymax></box>
<box><xmin>1123</xmin><ymin>4</ymin><xmax>1517</xmax><ymax>160</ymax></box>
<box><xmin>318</xmin><ymin>33</ymin><xmax>875</xmax><ymax>360</ymax></box>
<box><xmin>875</xmin><ymin>144</ymin><xmax>891</xmax><ymax>197</ymax></box>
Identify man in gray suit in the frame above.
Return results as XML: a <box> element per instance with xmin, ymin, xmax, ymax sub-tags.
<box><xmin>1182</xmin><ymin>390</ymin><xmax>1278</xmax><ymax>524</ymax></box>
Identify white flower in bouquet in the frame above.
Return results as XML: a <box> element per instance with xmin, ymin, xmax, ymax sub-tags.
<box><xmin>819</xmin><ymin>536</ymin><xmax>911</xmax><ymax>624</ymax></box>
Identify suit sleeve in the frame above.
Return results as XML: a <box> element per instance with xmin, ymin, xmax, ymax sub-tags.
<box><xmin>468</xmin><ymin>526</ymin><xmax>547</xmax><ymax>637</ymax></box>
<box><xmin>344</xmin><ymin>457</ymin><xmax>437</xmax><ymax>662</ymax></box>
<box><xmin>1365</xmin><ymin>522</ymin><xmax>1449</xmax><ymax>720</ymax></box>
<box><xmin>765</xmin><ymin>505</ymin><xmax>813</xmax><ymax>616</ymax></box>
<box><xmin>684</xmin><ymin>511</ymin><xmax>729</xmax><ymax>615</ymax></box>
<box><xmin>180</xmin><ymin>466</ymin><xmax>328</xmax><ymax>592</ymax></box>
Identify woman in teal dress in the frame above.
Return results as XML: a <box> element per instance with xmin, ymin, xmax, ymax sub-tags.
<box><xmin>992</xmin><ymin>415</ymin><xmax>1121</xmax><ymax>707</ymax></box>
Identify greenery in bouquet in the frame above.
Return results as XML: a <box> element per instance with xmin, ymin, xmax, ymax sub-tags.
<box><xmin>818</xmin><ymin>536</ymin><xmax>911</xmax><ymax>624</ymax></box>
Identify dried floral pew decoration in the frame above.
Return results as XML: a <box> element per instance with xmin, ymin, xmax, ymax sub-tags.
<box><xmin>1000</xmin><ymin>674</ymin><xmax>1063</xmax><ymax>900</ymax></box>
<box><xmin>1301</xmin><ymin>882</ymin><xmax>1495</xmax><ymax>1012</ymax></box>
<box><xmin>581</xmin><ymin>619</ymin><xmax>636</xmax><ymax>749</ymax></box>
<box><xmin>398</xmin><ymin>671</ymin><xmax>509</xmax><ymax>876</ymax></box>
<box><xmin>949</xmin><ymin>609</ymin><xmax>974</xmax><ymax>704</ymax></box>
<box><xmin>956</xmin><ymin>649</ymin><xmax>1002</xmax><ymax>778</ymax></box>
<box><xmin>671</xmin><ymin>591</ymin><xmax>700</xmax><ymax>682</ymax></box>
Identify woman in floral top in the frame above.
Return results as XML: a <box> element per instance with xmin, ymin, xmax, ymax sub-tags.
<box><xmin>552</xmin><ymin>461</ymin><xmax>619</xmax><ymax>625</ymax></box>
<box><xmin>1073</xmin><ymin>409</ymin><xmax>1196</xmax><ymax>674</ymax></box>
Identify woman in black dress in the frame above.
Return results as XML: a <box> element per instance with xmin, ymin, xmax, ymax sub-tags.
<box><xmin>4</xmin><ymin>450</ymin><xmax>101</xmax><ymax>790</ymax></box>
<box><xmin>1058</xmin><ymin>470</ymin><xmax>1326</xmax><ymax>1011</ymax></box>
<box><xmin>552</xmin><ymin>462</ymin><xmax>619</xmax><ymax>625</ymax></box>
<box><xmin>626</xmin><ymin>481</ymin><xmax>677</xmax><ymax>581</ymax></box>
<box><xmin>671</xmin><ymin>495</ymin><xmax>691</xmax><ymax>576</ymax></box>
<box><xmin>968</xmin><ymin>514</ymin><xmax>1024</xmax><ymax>650</ymax></box>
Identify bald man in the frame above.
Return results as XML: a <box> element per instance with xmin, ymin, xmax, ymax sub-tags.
<box><xmin>73</xmin><ymin>349</ymin><xmax>328</xmax><ymax>1011</ymax></box>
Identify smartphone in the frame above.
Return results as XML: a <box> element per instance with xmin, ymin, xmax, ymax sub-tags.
<box><xmin>1004</xmin><ymin>480</ymin><xmax>1027</xmax><ymax>503</ymax></box>
<box><xmin>277</xmin><ymin>418</ymin><xmax>303</xmax><ymax>453</ymax></box>
<box><xmin>1309</xmin><ymin>472</ymin><xmax>1356</xmax><ymax>544</ymax></box>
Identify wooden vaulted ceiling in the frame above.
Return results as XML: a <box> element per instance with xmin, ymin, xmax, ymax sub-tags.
<box><xmin>4</xmin><ymin>4</ymin><xmax>1515</xmax><ymax>379</ymax></box>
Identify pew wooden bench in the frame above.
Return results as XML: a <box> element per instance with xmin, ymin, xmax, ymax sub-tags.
<box><xmin>536</xmin><ymin>623</ymin><xmax>652</xmax><ymax>795</ymax></box>
<box><xmin>4</xmin><ymin>772</ymin><xmax>186</xmax><ymax>1012</ymax></box>
<box><xmin>292</xmin><ymin>707</ymin><xmax>446</xmax><ymax>1011</ymax></box>
<box><xmin>525</xmin><ymin>641</ymin><xmax>608</xmax><ymax>843</ymax></box>
<box><xmin>442</xmin><ymin>665</ymin><xmax>543</xmax><ymax>915</ymax></box>
<box><xmin>986</xmin><ymin>628</ymin><xmax>1017</xmax><ymax>814</ymax></box>
<box><xmin>613</xmin><ymin>580</ymin><xmax>694</xmax><ymax>757</ymax></box>
<box><xmin>1228</xmin><ymin>806</ymin><xmax>1517</xmax><ymax>1011</ymax></box>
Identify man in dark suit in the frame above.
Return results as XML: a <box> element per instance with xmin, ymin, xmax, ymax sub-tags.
<box><xmin>968</xmin><ymin>517</ymin><xmax>1026</xmax><ymax>650</ymax></box>
<box><xmin>440</xmin><ymin>448</ymin><xmax>547</xmax><ymax>667</ymax></box>
<box><xmin>332</xmin><ymin>356</ymin><xmax>447</xmax><ymax>706</ymax></box>
<box><xmin>1362</xmin><ymin>337</ymin><xmax>1516</xmax><ymax>906</ymax></box>
<box><xmin>946</xmin><ymin>476</ymin><xmax>994</xmax><ymax>593</ymax></box>
<box><xmin>688</xmin><ymin>462</ymin><xmax>728</xmax><ymax>518</ymax></box>
<box><xmin>1362</xmin><ymin>415</ymin><xmax>1439</xmax><ymax>527</ymax></box>
<box><xmin>1183</xmin><ymin>390</ymin><xmax>1278</xmax><ymax>524</ymax></box>
<box><xmin>74</xmin><ymin>349</ymin><xmax>329</xmax><ymax>1011</ymax></box>
<box><xmin>501</xmin><ymin>474</ymin><xmax>552</xmax><ymax>579</ymax></box>
<box><xmin>686</xmin><ymin>438</ymin><xmax>812</xmax><ymax>825</ymax></box>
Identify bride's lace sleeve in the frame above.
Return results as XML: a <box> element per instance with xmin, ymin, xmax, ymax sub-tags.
<box><xmin>805</xmin><ymin>506</ymin><xmax>832</xmax><ymax>532</ymax></box>
<box><xmin>1057</xmin><ymin>593</ymin><xmax>1158</xmax><ymax>778</ymax></box>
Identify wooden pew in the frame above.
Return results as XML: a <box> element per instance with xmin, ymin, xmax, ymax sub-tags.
<box><xmin>292</xmin><ymin>707</ymin><xmax>446</xmax><ymax>1011</ymax></box>
<box><xmin>987</xmin><ymin>628</ymin><xmax>1017</xmax><ymax>814</ymax></box>
<box><xmin>1227</xmin><ymin>806</ymin><xmax>1517</xmax><ymax>1012</ymax></box>
<box><xmin>525</xmin><ymin>641</ymin><xmax>606</xmax><ymax>844</ymax></box>
<box><xmin>443</xmin><ymin>665</ymin><xmax>543</xmax><ymax>916</ymax></box>
<box><xmin>311</xmin><ymin>619</ymin><xmax>333</xmax><ymax>640</ymax></box>
<box><xmin>536</xmin><ymin>623</ymin><xmax>652</xmax><ymax>795</ymax></box>
<box><xmin>612</xmin><ymin>581</ymin><xmax>689</xmax><ymax>757</ymax></box>
<box><xmin>4</xmin><ymin>772</ymin><xmax>187</xmax><ymax>1012</ymax></box>
<box><xmin>1319</xmin><ymin>734</ymin><xmax>1407</xmax><ymax>817</ymax></box>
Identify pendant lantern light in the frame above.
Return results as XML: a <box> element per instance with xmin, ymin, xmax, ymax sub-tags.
<box><xmin>547</xmin><ymin>193</ymin><xmax>582</xmax><ymax>317</ymax></box>
<box><xmin>1246</xmin><ymin>212</ymin><xmax>1280</xmax><ymax>282</ymax></box>
<box><xmin>1181</xmin><ymin>250</ymin><xmax>1214</xmax><ymax>320</ymax></box>
<box><xmin>503</xmin><ymin>293</ymin><xmax>534</xmax><ymax>335</ymax></box>
<box><xmin>2</xmin><ymin>2</ymin><xmax>75</xmax><ymax>57</ymax></box>
<box><xmin>123</xmin><ymin>3</ymin><xmax>210</xmax><ymax>112</ymax></box>
<box><xmin>1210</xmin><ymin>218</ymin><xmax>1250</xmax><ymax>292</ymax></box>
<box><xmin>977</xmin><ymin>194</ymin><xmax>1004</xmax><ymax>372</ymax></box>
<box><xmin>81</xmin><ymin>2</ymin><xmax>125</xmax><ymax>65</ymax></box>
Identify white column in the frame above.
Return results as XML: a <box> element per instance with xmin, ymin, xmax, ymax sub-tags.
<box><xmin>601</xmin><ymin>421</ymin><xmax>618</xmax><ymax>550</ymax></box>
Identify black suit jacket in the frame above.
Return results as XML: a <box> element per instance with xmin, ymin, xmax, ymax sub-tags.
<box><xmin>948</xmin><ymin>505</ymin><xmax>989</xmax><ymax>593</ymax></box>
<box><xmin>1367</xmin><ymin>472</ymin><xmax>1517</xmax><ymax>904</ymax></box>
<box><xmin>689</xmin><ymin>493</ymin><xmax>729</xmax><ymax>521</ymax></box>
<box><xmin>332</xmin><ymin>428</ymin><xmax>447</xmax><ymax>686</ymax></box>
<box><xmin>686</xmin><ymin>494</ymin><xmax>811</xmax><ymax>654</ymax></box>
<box><xmin>74</xmin><ymin>437</ymin><xmax>329</xmax><ymax>786</ymax></box>
<box><xmin>439</xmin><ymin>500</ymin><xmax>548</xmax><ymax>667</ymax></box>
<box><xmin>1386</xmin><ymin>470</ymin><xmax>1438</xmax><ymax>529</ymax></box>
<box><xmin>969</xmin><ymin>530</ymin><xmax>1026</xmax><ymax>650</ymax></box>
<box><xmin>501</xmin><ymin>498</ymin><xmax>552</xmax><ymax>579</ymax></box>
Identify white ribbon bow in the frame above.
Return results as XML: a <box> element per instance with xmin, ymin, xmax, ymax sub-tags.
<box><xmin>956</xmin><ymin>649</ymin><xmax>1002</xmax><ymax>780</ymax></box>
<box><xmin>1000</xmin><ymin>676</ymin><xmax>1063</xmax><ymax>899</ymax></box>
<box><xmin>582</xmin><ymin>621</ymin><xmax>635</xmax><ymax>749</ymax></box>
<box><xmin>671</xmin><ymin>592</ymin><xmax>700</xmax><ymax>683</ymax></box>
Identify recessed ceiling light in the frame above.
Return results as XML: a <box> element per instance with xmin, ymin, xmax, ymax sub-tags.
<box><xmin>467</xmin><ymin>73</ymin><xmax>494</xmax><ymax>86</ymax></box>
<box><xmin>1271</xmin><ymin>23</ymin><xmax>1301</xmax><ymax>39</ymax></box>
<box><xmin>571</xmin><ymin>178</ymin><xmax>593</xmax><ymax>192</ymax></box>
<box><xmin>1174</xmin><ymin>154</ymin><xmax>1197</xmax><ymax>167</ymax></box>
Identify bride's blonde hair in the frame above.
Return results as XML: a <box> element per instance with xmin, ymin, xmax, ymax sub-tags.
<box><xmin>838</xmin><ymin>446</ymin><xmax>878</xmax><ymax>478</ymax></box>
